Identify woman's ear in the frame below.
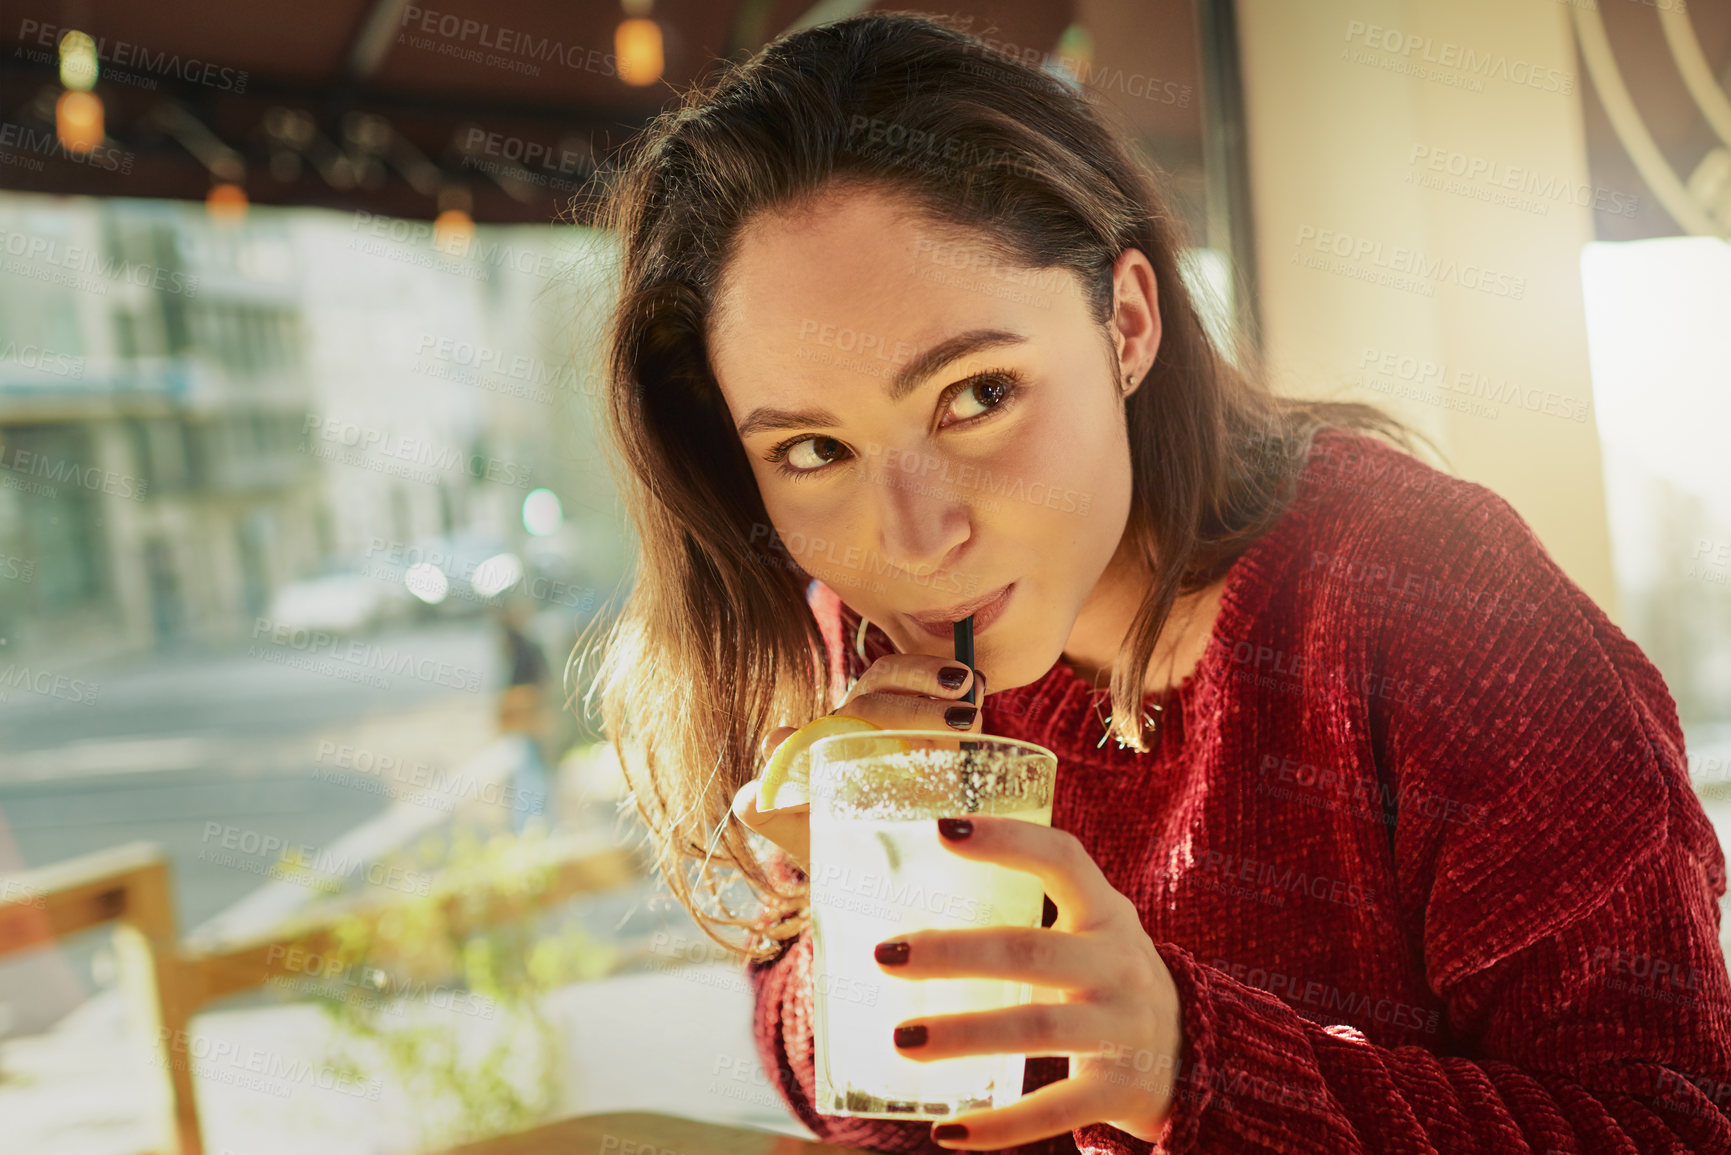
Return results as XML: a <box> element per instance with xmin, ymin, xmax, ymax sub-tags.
<box><xmin>1110</xmin><ymin>246</ymin><xmax>1161</xmax><ymax>398</ymax></box>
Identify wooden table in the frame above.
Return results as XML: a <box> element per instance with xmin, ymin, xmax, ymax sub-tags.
<box><xmin>438</xmin><ymin>1111</ymin><xmax>870</xmax><ymax>1155</ymax></box>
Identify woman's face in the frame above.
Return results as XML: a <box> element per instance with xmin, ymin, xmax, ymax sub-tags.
<box><xmin>707</xmin><ymin>184</ymin><xmax>1161</xmax><ymax>692</ymax></box>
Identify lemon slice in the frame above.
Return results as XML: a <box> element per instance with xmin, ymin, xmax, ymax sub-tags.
<box><xmin>757</xmin><ymin>715</ymin><xmax>880</xmax><ymax>810</ymax></box>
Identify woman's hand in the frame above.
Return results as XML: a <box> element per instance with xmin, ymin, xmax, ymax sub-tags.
<box><xmin>874</xmin><ymin>815</ymin><xmax>1185</xmax><ymax>1149</ymax></box>
<box><xmin>730</xmin><ymin>654</ymin><xmax>985</xmax><ymax>874</ymax></box>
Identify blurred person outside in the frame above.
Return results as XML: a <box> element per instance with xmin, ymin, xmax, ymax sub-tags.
<box><xmin>494</xmin><ymin>596</ymin><xmax>555</xmax><ymax>835</ymax></box>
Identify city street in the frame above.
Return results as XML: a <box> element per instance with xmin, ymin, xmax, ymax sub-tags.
<box><xmin>0</xmin><ymin>618</ymin><xmax>504</xmax><ymax>1035</ymax></box>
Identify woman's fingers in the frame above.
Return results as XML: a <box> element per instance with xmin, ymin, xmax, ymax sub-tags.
<box><xmin>731</xmin><ymin>778</ymin><xmax>810</xmax><ymax>871</ymax></box>
<box><xmin>889</xmin><ymin>1000</ymin><xmax>1120</xmax><ymax>1063</ymax></box>
<box><xmin>758</xmin><ymin>724</ymin><xmax>798</xmax><ymax>762</ymax></box>
<box><xmin>844</xmin><ymin>654</ymin><xmax>983</xmax><ymax>704</ymax></box>
<box><xmin>834</xmin><ymin>690</ymin><xmax>984</xmax><ymax>734</ymax></box>
<box><xmin>873</xmin><ymin>925</ymin><xmax>1109</xmax><ymax>990</ymax></box>
<box><xmin>928</xmin><ymin>1073</ymin><xmax>1115</xmax><ymax>1150</ymax></box>
<box><xmin>741</xmin><ymin>653</ymin><xmax>989</xmax><ymax>873</ymax></box>
<box><xmin>923</xmin><ymin>816</ymin><xmax>1134</xmax><ymax>934</ymax></box>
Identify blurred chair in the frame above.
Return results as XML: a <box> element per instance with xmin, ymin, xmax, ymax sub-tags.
<box><xmin>0</xmin><ymin>831</ymin><xmax>644</xmax><ymax>1155</ymax></box>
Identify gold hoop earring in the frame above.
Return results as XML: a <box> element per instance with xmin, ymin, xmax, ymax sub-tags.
<box><xmin>854</xmin><ymin>614</ymin><xmax>872</xmax><ymax>663</ymax></box>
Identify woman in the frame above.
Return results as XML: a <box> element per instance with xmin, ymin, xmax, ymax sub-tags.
<box><xmin>579</xmin><ymin>12</ymin><xmax>1731</xmax><ymax>1154</ymax></box>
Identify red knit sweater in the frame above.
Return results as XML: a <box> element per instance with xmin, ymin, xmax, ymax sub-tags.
<box><xmin>745</xmin><ymin>430</ymin><xmax>1731</xmax><ymax>1154</ymax></box>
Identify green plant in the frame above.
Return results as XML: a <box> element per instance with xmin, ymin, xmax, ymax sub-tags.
<box><xmin>306</xmin><ymin>825</ymin><xmax>620</xmax><ymax>1152</ymax></box>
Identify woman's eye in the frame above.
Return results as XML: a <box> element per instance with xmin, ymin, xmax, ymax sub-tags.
<box><xmin>944</xmin><ymin>374</ymin><xmax>1015</xmax><ymax>423</ymax></box>
<box><xmin>765</xmin><ymin>369</ymin><xmax>1022</xmax><ymax>479</ymax></box>
<box><xmin>783</xmin><ymin>436</ymin><xmax>848</xmax><ymax>471</ymax></box>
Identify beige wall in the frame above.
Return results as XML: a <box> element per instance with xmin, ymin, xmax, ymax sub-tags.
<box><xmin>1236</xmin><ymin>0</ymin><xmax>1618</xmax><ymax>618</ymax></box>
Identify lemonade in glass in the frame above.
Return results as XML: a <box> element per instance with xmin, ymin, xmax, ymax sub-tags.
<box><xmin>806</xmin><ymin>730</ymin><xmax>1058</xmax><ymax>1119</ymax></box>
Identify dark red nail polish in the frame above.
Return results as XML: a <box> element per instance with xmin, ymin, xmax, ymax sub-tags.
<box><xmin>893</xmin><ymin>1024</ymin><xmax>927</xmax><ymax>1048</ymax></box>
<box><xmin>938</xmin><ymin>817</ymin><xmax>973</xmax><ymax>840</ymax></box>
<box><xmin>944</xmin><ymin>705</ymin><xmax>977</xmax><ymax>729</ymax></box>
<box><xmin>874</xmin><ymin>940</ymin><xmax>909</xmax><ymax>965</ymax></box>
<box><xmin>932</xmin><ymin>1124</ymin><xmax>968</xmax><ymax>1142</ymax></box>
<box><xmin>937</xmin><ymin>665</ymin><xmax>969</xmax><ymax>689</ymax></box>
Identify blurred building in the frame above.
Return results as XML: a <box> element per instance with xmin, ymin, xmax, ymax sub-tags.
<box><xmin>0</xmin><ymin>193</ymin><xmax>629</xmax><ymax>666</ymax></box>
<box><xmin>0</xmin><ymin>197</ymin><xmax>323</xmax><ymax>660</ymax></box>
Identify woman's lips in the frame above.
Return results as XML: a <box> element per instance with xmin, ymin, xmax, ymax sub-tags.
<box><xmin>908</xmin><ymin>582</ymin><xmax>1016</xmax><ymax>638</ymax></box>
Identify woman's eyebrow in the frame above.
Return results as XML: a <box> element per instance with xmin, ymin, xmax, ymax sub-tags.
<box><xmin>734</xmin><ymin>327</ymin><xmax>1027</xmax><ymax>439</ymax></box>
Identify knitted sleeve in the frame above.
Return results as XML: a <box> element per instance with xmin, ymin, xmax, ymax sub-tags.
<box><xmin>1129</xmin><ymin>484</ymin><xmax>1731</xmax><ymax>1153</ymax></box>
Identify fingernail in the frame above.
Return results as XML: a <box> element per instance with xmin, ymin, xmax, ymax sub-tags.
<box><xmin>932</xmin><ymin>1124</ymin><xmax>968</xmax><ymax>1142</ymax></box>
<box><xmin>938</xmin><ymin>817</ymin><xmax>973</xmax><ymax>840</ymax></box>
<box><xmin>937</xmin><ymin>665</ymin><xmax>969</xmax><ymax>690</ymax></box>
<box><xmin>944</xmin><ymin>705</ymin><xmax>977</xmax><ymax>730</ymax></box>
<box><xmin>893</xmin><ymin>1024</ymin><xmax>927</xmax><ymax>1048</ymax></box>
<box><xmin>874</xmin><ymin>940</ymin><xmax>909</xmax><ymax>965</ymax></box>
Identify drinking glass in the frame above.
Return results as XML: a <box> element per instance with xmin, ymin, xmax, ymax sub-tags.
<box><xmin>806</xmin><ymin>730</ymin><xmax>1059</xmax><ymax>1120</ymax></box>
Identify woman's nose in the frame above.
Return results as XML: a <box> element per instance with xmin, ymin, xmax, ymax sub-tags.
<box><xmin>864</xmin><ymin>450</ymin><xmax>974</xmax><ymax>576</ymax></box>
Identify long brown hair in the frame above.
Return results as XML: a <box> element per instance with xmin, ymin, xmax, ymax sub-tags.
<box><xmin>574</xmin><ymin>10</ymin><xmax>1419</xmax><ymax>960</ymax></box>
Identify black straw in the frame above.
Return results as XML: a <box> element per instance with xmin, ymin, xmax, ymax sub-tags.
<box><xmin>952</xmin><ymin>615</ymin><xmax>975</xmax><ymax>708</ymax></box>
<box><xmin>953</xmin><ymin>616</ymin><xmax>979</xmax><ymax>810</ymax></box>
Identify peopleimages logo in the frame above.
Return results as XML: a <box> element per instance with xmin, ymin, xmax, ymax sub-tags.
<box><xmin>1</xmin><ymin>878</ymin><xmax>48</xmax><ymax>909</ymax></box>
<box><xmin>1341</xmin><ymin>20</ymin><xmax>1574</xmax><ymax>96</ymax></box>
<box><xmin>844</xmin><ymin>114</ymin><xmax>1042</xmax><ymax>180</ymax></box>
<box><xmin>1195</xmin><ymin>850</ymin><xmax>1378</xmax><ymax>912</ymax></box>
<box><xmin>1356</xmin><ymin>346</ymin><xmax>1589</xmax><ymax>423</ymax></box>
<box><xmin>360</xmin><ymin>537</ymin><xmax>596</xmax><ymax>610</ymax></box>
<box><xmin>412</xmin><ymin>333</ymin><xmax>579</xmax><ymax>405</ymax></box>
<box><xmin>0</xmin><ymin>227</ymin><xmax>198</xmax><ymax>295</ymax></box>
<box><xmin>1292</xmin><ymin>225</ymin><xmax>1526</xmax><ymax>300</ymax></box>
<box><xmin>199</xmin><ymin>821</ymin><xmax>433</xmax><ymax>897</ymax></box>
<box><xmin>155</xmin><ymin>1027</ymin><xmax>382</xmax><ymax>1101</ymax></box>
<box><xmin>0</xmin><ymin>662</ymin><xmax>100</xmax><ymax>707</ymax></box>
<box><xmin>302</xmin><ymin>414</ymin><xmax>534</xmax><ymax>489</ymax></box>
<box><xmin>0</xmin><ymin>341</ymin><xmax>86</xmax><ymax>378</ymax></box>
<box><xmin>397</xmin><ymin>6</ymin><xmax>619</xmax><ymax>76</ymax></box>
<box><xmin>0</xmin><ymin>120</ymin><xmax>134</xmax><ymax>173</ymax></box>
<box><xmin>1300</xmin><ymin>547</ymin><xmax>1542</xmax><ymax>627</ymax></box>
<box><xmin>1255</xmin><ymin>752</ymin><xmax>1488</xmax><ymax>830</ymax></box>
<box><xmin>15</xmin><ymin>20</ymin><xmax>250</xmax><ymax>92</ymax></box>
<box><xmin>746</xmin><ymin>523</ymin><xmax>982</xmax><ymax>599</ymax></box>
<box><xmin>1207</xmin><ymin>957</ymin><xmax>1441</xmax><ymax>1035</ymax></box>
<box><xmin>809</xmin><ymin>860</ymin><xmax>996</xmax><ymax>927</ymax></box>
<box><xmin>852</xmin><ymin>442</ymin><xmax>1092</xmax><ymax>516</ymax></box>
<box><xmin>0</xmin><ymin>553</ymin><xmax>41</xmax><ymax>583</ymax></box>
<box><xmin>459</xmin><ymin>128</ymin><xmax>590</xmax><ymax>178</ymax></box>
<box><xmin>263</xmin><ymin>943</ymin><xmax>498</xmax><ymax>1019</ymax></box>
<box><xmin>1406</xmin><ymin>145</ymin><xmax>1639</xmax><ymax>219</ymax></box>
<box><xmin>345</xmin><ymin>210</ymin><xmax>587</xmax><ymax>284</ymax></box>
<box><xmin>249</xmin><ymin>618</ymin><xmax>483</xmax><ymax>692</ymax></box>
<box><xmin>313</xmin><ymin>739</ymin><xmax>545</xmax><ymax>814</ymax></box>
<box><xmin>0</xmin><ymin>444</ymin><xmax>148</xmax><ymax>499</ymax></box>
<box><xmin>1688</xmin><ymin>542</ymin><xmax>1731</xmax><ymax>592</ymax></box>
